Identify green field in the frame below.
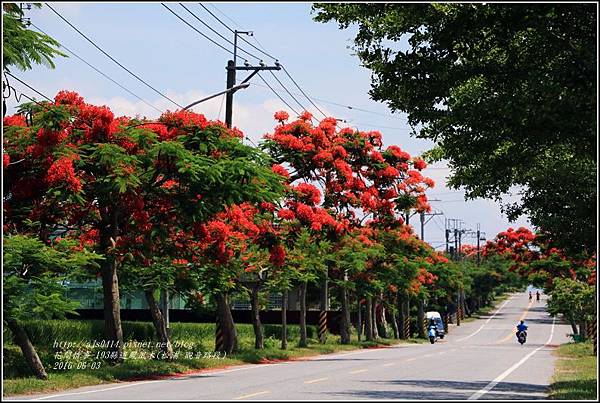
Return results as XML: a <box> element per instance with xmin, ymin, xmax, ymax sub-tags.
<box><xmin>548</xmin><ymin>341</ymin><xmax>597</xmax><ymax>400</ymax></box>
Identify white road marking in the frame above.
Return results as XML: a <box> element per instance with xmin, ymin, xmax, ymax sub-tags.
<box><xmin>468</xmin><ymin>316</ymin><xmax>556</xmax><ymax>400</ymax></box>
<box><xmin>349</xmin><ymin>369</ymin><xmax>368</xmax><ymax>374</ymax></box>
<box><xmin>383</xmin><ymin>363</ymin><xmax>396</xmax><ymax>367</ymax></box>
<box><xmin>234</xmin><ymin>390</ymin><xmax>270</xmax><ymax>400</ymax></box>
<box><xmin>304</xmin><ymin>377</ymin><xmax>328</xmax><ymax>384</ymax></box>
<box><xmin>33</xmin><ymin>380</ymin><xmax>165</xmax><ymax>400</ymax></box>
<box><xmin>457</xmin><ymin>297</ymin><xmax>513</xmax><ymax>342</ymax></box>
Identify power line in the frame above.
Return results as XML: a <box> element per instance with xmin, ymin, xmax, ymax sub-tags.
<box><xmin>281</xmin><ymin>65</ymin><xmax>327</xmax><ymax>118</ymax></box>
<box><xmin>4</xmin><ymin>72</ymin><xmax>52</xmax><ymax>101</ymax></box>
<box><xmin>46</xmin><ymin>4</ymin><xmax>184</xmax><ymax>109</ymax></box>
<box><xmin>195</xmin><ymin>4</ymin><xmax>321</xmax><ymax>123</ymax></box>
<box><xmin>237</xmin><ymin>79</ymin><xmax>408</xmax><ymax>123</ymax></box>
<box><xmin>161</xmin><ymin>3</ymin><xmax>241</xmax><ymax>62</ymax></box>
<box><xmin>206</xmin><ymin>3</ymin><xmax>243</xmax><ymax>29</ymax></box>
<box><xmin>268</xmin><ymin>70</ymin><xmax>309</xmax><ymax>116</ymax></box>
<box><xmin>180</xmin><ymin>3</ymin><xmax>262</xmax><ymax>62</ymax></box>
<box><xmin>198</xmin><ymin>3</ymin><xmax>277</xmax><ymax>61</ymax></box>
<box><xmin>257</xmin><ymin>72</ymin><xmax>299</xmax><ymax>116</ymax></box>
<box><xmin>31</xmin><ymin>23</ymin><xmax>164</xmax><ymax>114</ymax></box>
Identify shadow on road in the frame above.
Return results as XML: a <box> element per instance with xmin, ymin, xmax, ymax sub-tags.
<box><xmin>324</xmin><ymin>379</ymin><xmax>548</xmax><ymax>400</ymax></box>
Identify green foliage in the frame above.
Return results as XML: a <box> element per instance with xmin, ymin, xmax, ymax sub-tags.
<box><xmin>546</xmin><ymin>278</ymin><xmax>595</xmax><ymax>323</ymax></box>
<box><xmin>3</xmin><ymin>235</ymin><xmax>103</xmax><ymax>323</ymax></box>
<box><xmin>2</xmin><ymin>3</ymin><xmax>67</xmax><ymax>71</ymax></box>
<box><xmin>313</xmin><ymin>3</ymin><xmax>596</xmax><ymax>255</ymax></box>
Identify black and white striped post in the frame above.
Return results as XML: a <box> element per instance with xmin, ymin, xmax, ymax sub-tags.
<box><xmin>215</xmin><ymin>314</ymin><xmax>224</xmax><ymax>352</ymax></box>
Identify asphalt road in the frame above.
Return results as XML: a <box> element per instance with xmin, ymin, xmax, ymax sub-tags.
<box><xmin>8</xmin><ymin>292</ymin><xmax>570</xmax><ymax>400</ymax></box>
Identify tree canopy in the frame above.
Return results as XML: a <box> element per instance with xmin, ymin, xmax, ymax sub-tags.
<box><xmin>313</xmin><ymin>3</ymin><xmax>597</xmax><ymax>256</ymax></box>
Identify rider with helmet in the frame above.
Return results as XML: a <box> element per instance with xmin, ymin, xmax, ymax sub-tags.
<box><xmin>516</xmin><ymin>320</ymin><xmax>528</xmax><ymax>339</ymax></box>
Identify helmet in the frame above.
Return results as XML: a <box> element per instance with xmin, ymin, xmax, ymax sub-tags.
<box><xmin>520</xmin><ymin>320</ymin><xmax>524</xmax><ymax>324</ymax></box>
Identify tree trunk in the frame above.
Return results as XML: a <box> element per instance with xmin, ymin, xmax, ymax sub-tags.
<box><xmin>357</xmin><ymin>297</ymin><xmax>362</xmax><ymax>342</ymax></box>
<box><xmin>569</xmin><ymin>317</ymin><xmax>579</xmax><ymax>335</ymax></box>
<box><xmin>398</xmin><ymin>293</ymin><xmax>406</xmax><ymax>339</ymax></box>
<box><xmin>417</xmin><ymin>298</ymin><xmax>426</xmax><ymax>338</ymax></box>
<box><xmin>365</xmin><ymin>295</ymin><xmax>374</xmax><ymax>341</ymax></box>
<box><xmin>390</xmin><ymin>309</ymin><xmax>400</xmax><ymax>339</ymax></box>
<box><xmin>339</xmin><ymin>287</ymin><xmax>351</xmax><ymax>344</ymax></box>
<box><xmin>372</xmin><ymin>297</ymin><xmax>379</xmax><ymax>339</ymax></box>
<box><xmin>250</xmin><ymin>283</ymin><xmax>264</xmax><ymax>349</ymax></box>
<box><xmin>579</xmin><ymin>320</ymin><xmax>587</xmax><ymax>341</ymax></box>
<box><xmin>6</xmin><ymin>318</ymin><xmax>48</xmax><ymax>379</ymax></box>
<box><xmin>281</xmin><ymin>289</ymin><xmax>288</xmax><ymax>350</ymax></box>
<box><xmin>99</xmin><ymin>210</ymin><xmax>124</xmax><ymax>363</ymax></box>
<box><xmin>299</xmin><ymin>281</ymin><xmax>308</xmax><ymax>347</ymax></box>
<box><xmin>144</xmin><ymin>288</ymin><xmax>173</xmax><ymax>360</ymax></box>
<box><xmin>214</xmin><ymin>292</ymin><xmax>238</xmax><ymax>354</ymax></box>
<box><xmin>379</xmin><ymin>296</ymin><xmax>389</xmax><ymax>338</ymax></box>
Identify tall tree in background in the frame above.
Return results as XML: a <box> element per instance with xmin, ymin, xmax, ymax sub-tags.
<box><xmin>313</xmin><ymin>3</ymin><xmax>596</xmax><ymax>257</ymax></box>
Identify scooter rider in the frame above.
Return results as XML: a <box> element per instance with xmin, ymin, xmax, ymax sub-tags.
<box><xmin>428</xmin><ymin>324</ymin><xmax>437</xmax><ymax>343</ymax></box>
<box><xmin>515</xmin><ymin>320</ymin><xmax>528</xmax><ymax>339</ymax></box>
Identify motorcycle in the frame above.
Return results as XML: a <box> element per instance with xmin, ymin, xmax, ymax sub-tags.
<box><xmin>428</xmin><ymin>327</ymin><xmax>437</xmax><ymax>344</ymax></box>
<box><xmin>517</xmin><ymin>330</ymin><xmax>527</xmax><ymax>345</ymax></box>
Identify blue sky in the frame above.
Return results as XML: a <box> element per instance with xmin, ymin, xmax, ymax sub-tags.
<box><xmin>4</xmin><ymin>2</ymin><xmax>531</xmax><ymax>248</ymax></box>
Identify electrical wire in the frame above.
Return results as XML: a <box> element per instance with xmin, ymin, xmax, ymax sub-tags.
<box><xmin>257</xmin><ymin>72</ymin><xmax>299</xmax><ymax>116</ymax></box>
<box><xmin>237</xmin><ymin>79</ymin><xmax>408</xmax><ymax>123</ymax></box>
<box><xmin>217</xmin><ymin>93</ymin><xmax>225</xmax><ymax>120</ymax></box>
<box><xmin>198</xmin><ymin>3</ymin><xmax>278</xmax><ymax>61</ymax></box>
<box><xmin>179</xmin><ymin>3</ymin><xmax>262</xmax><ymax>61</ymax></box>
<box><xmin>194</xmin><ymin>4</ymin><xmax>320</xmax><ymax>122</ymax></box>
<box><xmin>31</xmin><ymin>23</ymin><xmax>164</xmax><ymax>114</ymax></box>
<box><xmin>4</xmin><ymin>72</ymin><xmax>52</xmax><ymax>101</ymax></box>
<box><xmin>46</xmin><ymin>4</ymin><xmax>184</xmax><ymax>109</ymax></box>
<box><xmin>267</xmin><ymin>70</ymin><xmax>309</xmax><ymax>115</ymax></box>
<box><xmin>161</xmin><ymin>3</ymin><xmax>243</xmax><ymax>63</ymax></box>
<box><xmin>281</xmin><ymin>65</ymin><xmax>327</xmax><ymax>118</ymax></box>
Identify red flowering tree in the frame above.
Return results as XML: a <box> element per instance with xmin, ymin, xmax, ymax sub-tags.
<box><xmin>262</xmin><ymin>111</ymin><xmax>436</xmax><ymax>343</ymax></box>
<box><xmin>3</xmin><ymin>92</ymin><xmax>284</xmax><ymax>360</ymax></box>
<box><xmin>483</xmin><ymin>227</ymin><xmax>596</xmax><ymax>335</ymax></box>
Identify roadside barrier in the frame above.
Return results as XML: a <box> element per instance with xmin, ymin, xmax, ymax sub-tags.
<box><xmin>215</xmin><ymin>315</ymin><xmax>224</xmax><ymax>352</ymax></box>
<box><xmin>318</xmin><ymin>310</ymin><xmax>327</xmax><ymax>343</ymax></box>
<box><xmin>403</xmin><ymin>316</ymin><xmax>410</xmax><ymax>339</ymax></box>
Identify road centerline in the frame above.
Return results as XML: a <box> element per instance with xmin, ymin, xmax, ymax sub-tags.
<box><xmin>456</xmin><ymin>296</ymin><xmax>514</xmax><ymax>342</ymax></box>
<box><xmin>233</xmin><ymin>390</ymin><xmax>271</xmax><ymax>400</ymax></box>
<box><xmin>304</xmin><ymin>377</ymin><xmax>328</xmax><ymax>384</ymax></box>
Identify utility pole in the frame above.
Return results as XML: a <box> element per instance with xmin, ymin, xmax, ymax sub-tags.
<box><xmin>419</xmin><ymin>207</ymin><xmax>443</xmax><ymax>242</ymax></box>
<box><xmin>476</xmin><ymin>224</ymin><xmax>486</xmax><ymax>266</ymax></box>
<box><xmin>225</xmin><ymin>30</ymin><xmax>281</xmax><ymax>129</ymax></box>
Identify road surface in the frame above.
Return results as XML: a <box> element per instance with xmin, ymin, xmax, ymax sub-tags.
<box><xmin>7</xmin><ymin>292</ymin><xmax>570</xmax><ymax>400</ymax></box>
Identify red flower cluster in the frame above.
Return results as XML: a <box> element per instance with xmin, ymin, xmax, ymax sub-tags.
<box><xmin>3</xmin><ymin>114</ymin><xmax>27</xmax><ymax>127</ymax></box>
<box><xmin>272</xmin><ymin>164</ymin><xmax>290</xmax><ymax>179</ymax></box>
<box><xmin>46</xmin><ymin>156</ymin><xmax>82</xmax><ymax>193</ymax></box>
<box><xmin>274</xmin><ymin>111</ymin><xmax>289</xmax><ymax>123</ymax></box>
<box><xmin>293</xmin><ymin>183</ymin><xmax>322</xmax><ymax>205</ymax></box>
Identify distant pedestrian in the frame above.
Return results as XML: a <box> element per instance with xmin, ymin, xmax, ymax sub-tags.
<box><xmin>536</xmin><ymin>290</ymin><xmax>540</xmax><ymax>302</ymax></box>
<box><xmin>529</xmin><ymin>291</ymin><xmax>532</xmax><ymax>301</ymax></box>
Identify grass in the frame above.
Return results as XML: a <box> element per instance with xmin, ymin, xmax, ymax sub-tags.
<box><xmin>3</xmin><ymin>320</ymin><xmax>422</xmax><ymax>397</ymax></box>
<box><xmin>548</xmin><ymin>341</ymin><xmax>597</xmax><ymax>400</ymax></box>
